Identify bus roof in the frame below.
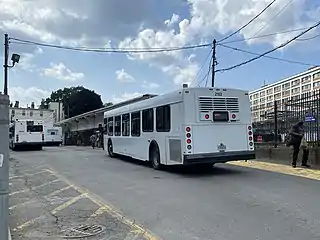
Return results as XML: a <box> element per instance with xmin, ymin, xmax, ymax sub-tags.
<box><xmin>104</xmin><ymin>87</ymin><xmax>249</xmax><ymax>117</ymax></box>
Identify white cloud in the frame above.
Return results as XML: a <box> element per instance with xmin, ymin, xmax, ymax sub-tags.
<box><xmin>9</xmin><ymin>86</ymin><xmax>50</xmax><ymax>107</ymax></box>
<box><xmin>115</xmin><ymin>69</ymin><xmax>135</xmax><ymax>83</ymax></box>
<box><xmin>111</xmin><ymin>92</ymin><xmax>146</xmax><ymax>104</ymax></box>
<box><xmin>43</xmin><ymin>62</ymin><xmax>85</xmax><ymax>81</ymax></box>
<box><xmin>141</xmin><ymin>81</ymin><xmax>160</xmax><ymax>89</ymax></box>
<box><xmin>164</xmin><ymin>14</ymin><xmax>180</xmax><ymax>27</ymax></box>
<box><xmin>15</xmin><ymin>47</ymin><xmax>43</xmax><ymax>72</ymax></box>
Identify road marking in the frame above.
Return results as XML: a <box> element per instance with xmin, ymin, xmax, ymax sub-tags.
<box><xmin>45</xmin><ymin>168</ymin><xmax>160</xmax><ymax>240</ymax></box>
<box><xmin>12</xmin><ymin>216</ymin><xmax>45</xmax><ymax>232</ymax></box>
<box><xmin>51</xmin><ymin>193</ymin><xmax>87</xmax><ymax>215</ymax></box>
<box><xmin>45</xmin><ymin>185</ymin><xmax>73</xmax><ymax>198</ymax></box>
<box><xmin>88</xmin><ymin>206</ymin><xmax>109</xmax><ymax>220</ymax></box>
<box><xmin>9</xmin><ymin>170</ymin><xmax>51</xmax><ymax>180</ymax></box>
<box><xmin>229</xmin><ymin>161</ymin><xmax>320</xmax><ymax>181</ymax></box>
<box><xmin>9</xmin><ymin>199</ymin><xmax>37</xmax><ymax>210</ymax></box>
<box><xmin>9</xmin><ymin>179</ymin><xmax>60</xmax><ymax>196</ymax></box>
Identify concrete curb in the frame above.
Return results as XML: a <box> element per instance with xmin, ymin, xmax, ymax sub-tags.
<box><xmin>8</xmin><ymin>227</ymin><xmax>11</xmax><ymax>240</ymax></box>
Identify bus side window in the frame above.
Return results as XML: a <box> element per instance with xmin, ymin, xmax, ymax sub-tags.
<box><xmin>142</xmin><ymin>108</ymin><xmax>154</xmax><ymax>132</ymax></box>
<box><xmin>114</xmin><ymin>116</ymin><xmax>121</xmax><ymax>136</ymax></box>
<box><xmin>122</xmin><ymin>114</ymin><xmax>130</xmax><ymax>136</ymax></box>
<box><xmin>131</xmin><ymin>111</ymin><xmax>141</xmax><ymax>137</ymax></box>
<box><xmin>107</xmin><ymin>117</ymin><xmax>113</xmax><ymax>136</ymax></box>
<box><xmin>156</xmin><ymin>105</ymin><xmax>171</xmax><ymax>132</ymax></box>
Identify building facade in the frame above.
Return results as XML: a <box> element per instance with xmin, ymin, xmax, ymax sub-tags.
<box><xmin>10</xmin><ymin>107</ymin><xmax>55</xmax><ymax>126</ymax></box>
<box><xmin>249</xmin><ymin>66</ymin><xmax>320</xmax><ymax>122</ymax></box>
<box><xmin>48</xmin><ymin>102</ymin><xmax>64</xmax><ymax>123</ymax></box>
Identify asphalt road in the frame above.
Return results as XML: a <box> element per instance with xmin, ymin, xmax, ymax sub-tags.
<box><xmin>10</xmin><ymin>146</ymin><xmax>320</xmax><ymax>240</ymax></box>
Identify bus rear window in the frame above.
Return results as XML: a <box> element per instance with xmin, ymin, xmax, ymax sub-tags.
<box><xmin>27</xmin><ymin>125</ymin><xmax>43</xmax><ymax>132</ymax></box>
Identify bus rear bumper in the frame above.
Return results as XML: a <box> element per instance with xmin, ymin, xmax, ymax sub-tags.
<box><xmin>183</xmin><ymin>150</ymin><xmax>255</xmax><ymax>165</ymax></box>
<box><xmin>15</xmin><ymin>142</ymin><xmax>43</xmax><ymax>146</ymax></box>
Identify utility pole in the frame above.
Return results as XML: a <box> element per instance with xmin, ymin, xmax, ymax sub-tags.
<box><xmin>3</xmin><ymin>33</ymin><xmax>9</xmax><ymax>95</ymax></box>
<box><xmin>0</xmin><ymin>94</ymin><xmax>10</xmax><ymax>240</ymax></box>
<box><xmin>211</xmin><ymin>39</ymin><xmax>216</xmax><ymax>87</ymax></box>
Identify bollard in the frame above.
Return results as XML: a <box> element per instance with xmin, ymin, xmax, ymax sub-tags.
<box><xmin>0</xmin><ymin>94</ymin><xmax>9</xmax><ymax>240</ymax></box>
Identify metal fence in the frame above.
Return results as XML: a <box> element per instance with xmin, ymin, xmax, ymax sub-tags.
<box><xmin>252</xmin><ymin>89</ymin><xmax>320</xmax><ymax>147</ymax></box>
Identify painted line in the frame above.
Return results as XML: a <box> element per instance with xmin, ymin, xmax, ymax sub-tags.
<box><xmin>12</xmin><ymin>216</ymin><xmax>45</xmax><ymax>232</ymax></box>
<box><xmin>9</xmin><ymin>179</ymin><xmax>60</xmax><ymax>196</ymax></box>
<box><xmin>229</xmin><ymin>161</ymin><xmax>320</xmax><ymax>181</ymax></box>
<box><xmin>51</xmin><ymin>193</ymin><xmax>87</xmax><ymax>215</ymax></box>
<box><xmin>88</xmin><ymin>205</ymin><xmax>109</xmax><ymax>220</ymax></box>
<box><xmin>45</xmin><ymin>185</ymin><xmax>73</xmax><ymax>198</ymax></box>
<box><xmin>45</xmin><ymin>168</ymin><xmax>160</xmax><ymax>240</ymax></box>
<box><xmin>9</xmin><ymin>170</ymin><xmax>52</xmax><ymax>180</ymax></box>
<box><xmin>9</xmin><ymin>199</ymin><xmax>37</xmax><ymax>210</ymax></box>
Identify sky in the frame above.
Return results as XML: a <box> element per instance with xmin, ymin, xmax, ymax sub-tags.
<box><xmin>0</xmin><ymin>0</ymin><xmax>319</xmax><ymax>107</ymax></box>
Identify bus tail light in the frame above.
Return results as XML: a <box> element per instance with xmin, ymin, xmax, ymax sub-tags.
<box><xmin>205</xmin><ymin>114</ymin><xmax>210</xmax><ymax>119</ymax></box>
<box><xmin>247</xmin><ymin>125</ymin><xmax>254</xmax><ymax>149</ymax></box>
<box><xmin>186</xmin><ymin>126</ymin><xmax>192</xmax><ymax>151</ymax></box>
<box><xmin>16</xmin><ymin>135</ymin><xmax>19</xmax><ymax>142</ymax></box>
<box><xmin>42</xmin><ymin>133</ymin><xmax>44</xmax><ymax>141</ymax></box>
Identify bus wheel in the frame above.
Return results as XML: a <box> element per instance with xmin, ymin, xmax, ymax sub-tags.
<box><xmin>107</xmin><ymin>141</ymin><xmax>115</xmax><ymax>158</ymax></box>
<box><xmin>150</xmin><ymin>145</ymin><xmax>162</xmax><ymax>170</ymax></box>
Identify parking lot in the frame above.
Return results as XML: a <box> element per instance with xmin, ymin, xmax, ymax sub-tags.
<box><xmin>9</xmin><ymin>154</ymin><xmax>155</xmax><ymax>240</ymax></box>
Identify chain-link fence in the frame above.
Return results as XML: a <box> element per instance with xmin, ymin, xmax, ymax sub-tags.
<box><xmin>252</xmin><ymin>90</ymin><xmax>320</xmax><ymax>147</ymax></box>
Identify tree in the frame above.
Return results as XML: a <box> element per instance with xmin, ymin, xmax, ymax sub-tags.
<box><xmin>104</xmin><ymin>102</ymin><xmax>113</xmax><ymax>107</ymax></box>
<box><xmin>40</xmin><ymin>86</ymin><xmax>103</xmax><ymax>118</ymax></box>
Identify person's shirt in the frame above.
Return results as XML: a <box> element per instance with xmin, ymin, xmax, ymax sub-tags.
<box><xmin>290</xmin><ymin>124</ymin><xmax>303</xmax><ymax>139</ymax></box>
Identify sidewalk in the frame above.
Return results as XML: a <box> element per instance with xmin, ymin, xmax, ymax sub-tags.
<box><xmin>229</xmin><ymin>160</ymin><xmax>320</xmax><ymax>181</ymax></box>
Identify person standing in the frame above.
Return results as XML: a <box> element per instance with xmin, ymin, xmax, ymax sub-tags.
<box><xmin>90</xmin><ymin>133</ymin><xmax>97</xmax><ymax>149</ymax></box>
<box><xmin>289</xmin><ymin>121</ymin><xmax>309</xmax><ymax>168</ymax></box>
<box><xmin>300</xmin><ymin>135</ymin><xmax>311</xmax><ymax>168</ymax></box>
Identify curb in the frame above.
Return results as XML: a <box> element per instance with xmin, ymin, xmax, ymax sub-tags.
<box><xmin>8</xmin><ymin>227</ymin><xmax>11</xmax><ymax>240</ymax></box>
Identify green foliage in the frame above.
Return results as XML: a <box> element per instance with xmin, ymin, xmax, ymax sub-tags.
<box><xmin>40</xmin><ymin>86</ymin><xmax>104</xmax><ymax>118</ymax></box>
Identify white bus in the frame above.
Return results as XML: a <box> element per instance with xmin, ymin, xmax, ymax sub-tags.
<box><xmin>44</xmin><ymin>126</ymin><xmax>62</xmax><ymax>146</ymax></box>
<box><xmin>9</xmin><ymin>119</ymin><xmax>44</xmax><ymax>150</ymax></box>
<box><xmin>103</xmin><ymin>87</ymin><xmax>255</xmax><ymax>170</ymax></box>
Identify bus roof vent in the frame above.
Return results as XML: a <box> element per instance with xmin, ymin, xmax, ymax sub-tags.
<box><xmin>199</xmin><ymin>97</ymin><xmax>239</xmax><ymax>112</ymax></box>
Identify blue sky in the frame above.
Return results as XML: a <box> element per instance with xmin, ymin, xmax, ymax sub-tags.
<box><xmin>0</xmin><ymin>0</ymin><xmax>319</xmax><ymax>107</ymax></box>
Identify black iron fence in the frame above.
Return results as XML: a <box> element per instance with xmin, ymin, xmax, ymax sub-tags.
<box><xmin>252</xmin><ymin>89</ymin><xmax>320</xmax><ymax>147</ymax></box>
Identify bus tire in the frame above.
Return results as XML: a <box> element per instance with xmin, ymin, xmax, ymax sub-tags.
<box><xmin>149</xmin><ymin>142</ymin><xmax>162</xmax><ymax>170</ymax></box>
<box><xmin>107</xmin><ymin>140</ymin><xmax>115</xmax><ymax>158</ymax></box>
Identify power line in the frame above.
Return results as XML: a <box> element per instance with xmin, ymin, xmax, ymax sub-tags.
<box><xmin>296</xmin><ymin>33</ymin><xmax>320</xmax><ymax>41</ymax></box>
<box><xmin>218</xmin><ymin>43</ymin><xmax>317</xmax><ymax>67</ymax></box>
<box><xmin>218</xmin><ymin>0</ymin><xmax>276</xmax><ymax>43</ymax></box>
<box><xmin>190</xmin><ymin>49</ymin><xmax>213</xmax><ymax>87</ymax></box>
<box><xmin>221</xmin><ymin>27</ymin><xmax>310</xmax><ymax>44</ymax></box>
<box><xmin>10</xmin><ymin>38</ymin><xmax>212</xmax><ymax>53</ymax></box>
<box><xmin>215</xmin><ymin>20</ymin><xmax>320</xmax><ymax>73</ymax></box>
<box><xmin>197</xmin><ymin>56</ymin><xmax>213</xmax><ymax>87</ymax></box>
<box><xmin>251</xmin><ymin>0</ymin><xmax>293</xmax><ymax>37</ymax></box>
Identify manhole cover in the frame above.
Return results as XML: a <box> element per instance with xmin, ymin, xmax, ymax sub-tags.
<box><xmin>61</xmin><ymin>224</ymin><xmax>106</xmax><ymax>238</ymax></box>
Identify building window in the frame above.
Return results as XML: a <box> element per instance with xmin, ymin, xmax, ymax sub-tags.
<box><xmin>142</xmin><ymin>108</ymin><xmax>154</xmax><ymax>132</ymax></box>
<box><xmin>40</xmin><ymin>111</ymin><xmax>43</xmax><ymax>117</ymax></box>
<box><xmin>282</xmin><ymin>82</ymin><xmax>290</xmax><ymax>90</ymax></box>
<box><xmin>260</xmin><ymin>98</ymin><xmax>265</xmax><ymax>103</ymax></box>
<box><xmin>302</xmin><ymin>84</ymin><xmax>311</xmax><ymax>91</ymax></box>
<box><xmin>313</xmin><ymin>81</ymin><xmax>320</xmax><ymax>88</ymax></box>
<box><xmin>253</xmin><ymin>93</ymin><xmax>258</xmax><ymax>99</ymax></box>
<box><xmin>291</xmin><ymin>79</ymin><xmax>300</xmax><ymax>86</ymax></box>
<box><xmin>274</xmin><ymin>86</ymin><xmax>281</xmax><ymax>92</ymax></box>
<box><xmin>267</xmin><ymin>95</ymin><xmax>273</xmax><ymax>101</ymax></box>
<box><xmin>313</xmin><ymin>71</ymin><xmax>320</xmax><ymax>80</ymax></box>
<box><xmin>114</xmin><ymin>116</ymin><xmax>121</xmax><ymax>136</ymax></box>
<box><xmin>253</xmin><ymin>100</ymin><xmax>258</xmax><ymax>105</ymax></box>
<box><xmin>107</xmin><ymin>117</ymin><xmax>113</xmax><ymax>136</ymax></box>
<box><xmin>259</xmin><ymin>91</ymin><xmax>265</xmax><ymax>97</ymax></box>
<box><xmin>30</xmin><ymin>111</ymin><xmax>33</xmax><ymax>117</ymax></box>
<box><xmin>291</xmin><ymin>87</ymin><xmax>300</xmax><ymax>94</ymax></box>
<box><xmin>283</xmin><ymin>90</ymin><xmax>290</xmax><ymax>97</ymax></box>
<box><xmin>266</xmin><ymin>89</ymin><xmax>273</xmax><ymax>95</ymax></box>
<box><xmin>275</xmin><ymin>93</ymin><xmax>281</xmax><ymax>99</ymax></box>
<box><xmin>156</xmin><ymin>105</ymin><xmax>171</xmax><ymax>132</ymax></box>
<box><xmin>121</xmin><ymin>114</ymin><xmax>130</xmax><ymax>136</ymax></box>
<box><xmin>11</xmin><ymin>110</ymin><xmax>15</xmax><ymax>117</ymax></box>
<box><xmin>302</xmin><ymin>75</ymin><xmax>311</xmax><ymax>83</ymax></box>
<box><xmin>22</xmin><ymin>110</ymin><xmax>26</xmax><ymax>116</ymax></box>
<box><xmin>131</xmin><ymin>111</ymin><xmax>141</xmax><ymax>137</ymax></box>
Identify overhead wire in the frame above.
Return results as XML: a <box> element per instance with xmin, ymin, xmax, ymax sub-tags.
<box><xmin>10</xmin><ymin>38</ymin><xmax>212</xmax><ymax>53</ymax></box>
<box><xmin>215</xmin><ymin>20</ymin><xmax>320</xmax><ymax>73</ymax></box>
<box><xmin>251</xmin><ymin>0</ymin><xmax>294</xmax><ymax>37</ymax></box>
<box><xmin>218</xmin><ymin>0</ymin><xmax>276</xmax><ymax>43</ymax></box>
<box><xmin>190</xmin><ymin>49</ymin><xmax>213</xmax><ymax>87</ymax></box>
<box><xmin>218</xmin><ymin>43</ymin><xmax>317</xmax><ymax>67</ymax></box>
<box><xmin>197</xmin><ymin>56</ymin><xmax>213</xmax><ymax>87</ymax></box>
